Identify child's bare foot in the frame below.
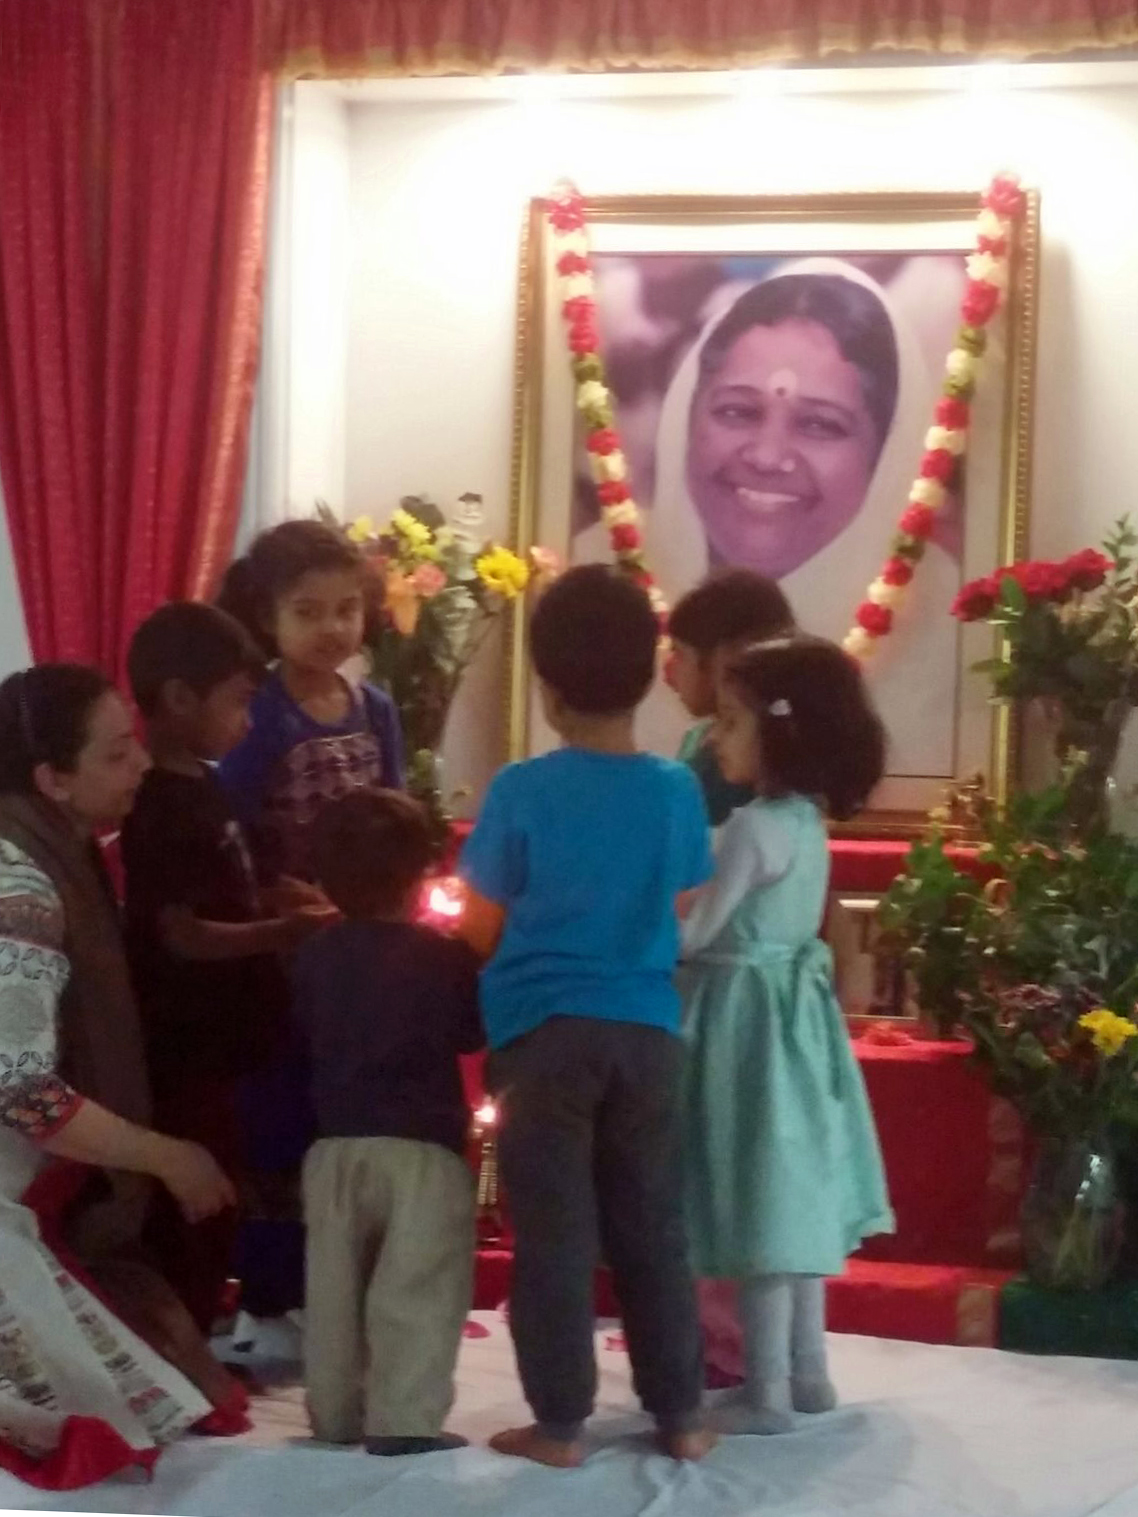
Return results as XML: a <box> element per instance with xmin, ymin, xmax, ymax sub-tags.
<box><xmin>489</xmin><ymin>1425</ymin><xmax>584</xmax><ymax>1468</ymax></box>
<box><xmin>660</xmin><ymin>1427</ymin><xmax>718</xmax><ymax>1461</ymax></box>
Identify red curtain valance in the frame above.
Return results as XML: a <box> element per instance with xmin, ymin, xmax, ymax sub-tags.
<box><xmin>263</xmin><ymin>0</ymin><xmax>1138</xmax><ymax>77</ymax></box>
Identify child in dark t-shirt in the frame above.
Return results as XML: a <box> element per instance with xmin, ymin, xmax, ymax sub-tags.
<box><xmin>295</xmin><ymin>788</ymin><xmax>483</xmax><ymax>1457</ymax></box>
<box><xmin>668</xmin><ymin>570</ymin><xmax>796</xmax><ymax>825</ymax></box>
<box><xmin>122</xmin><ymin>602</ymin><xmax>329</xmax><ymax>1332</ymax></box>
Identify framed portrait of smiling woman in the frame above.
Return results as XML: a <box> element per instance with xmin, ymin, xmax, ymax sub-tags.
<box><xmin>507</xmin><ymin>191</ymin><xmax>1039</xmax><ymax>832</ymax></box>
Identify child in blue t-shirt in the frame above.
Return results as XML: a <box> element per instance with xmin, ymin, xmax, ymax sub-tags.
<box><xmin>461</xmin><ymin>566</ymin><xmax>716</xmax><ymax>1470</ymax></box>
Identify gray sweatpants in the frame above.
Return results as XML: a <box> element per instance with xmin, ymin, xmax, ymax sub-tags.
<box><xmin>302</xmin><ymin>1135</ymin><xmax>475</xmax><ymax>1442</ymax></box>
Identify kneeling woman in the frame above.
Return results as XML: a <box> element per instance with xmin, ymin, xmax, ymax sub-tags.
<box><xmin>0</xmin><ymin>665</ymin><xmax>247</xmax><ymax>1489</ymax></box>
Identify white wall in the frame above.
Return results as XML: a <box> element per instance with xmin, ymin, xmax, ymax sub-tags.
<box><xmin>272</xmin><ymin>84</ymin><xmax>351</xmax><ymax>524</ymax></box>
<box><xmin>338</xmin><ymin>66</ymin><xmax>1138</xmax><ymax>804</ymax></box>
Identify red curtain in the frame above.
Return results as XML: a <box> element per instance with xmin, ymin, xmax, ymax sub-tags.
<box><xmin>266</xmin><ymin>0</ymin><xmax>1138</xmax><ymax>75</ymax></box>
<box><xmin>0</xmin><ymin>0</ymin><xmax>270</xmax><ymax>679</ymax></box>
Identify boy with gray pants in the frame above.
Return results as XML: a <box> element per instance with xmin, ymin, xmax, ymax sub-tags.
<box><xmin>293</xmin><ymin>789</ymin><xmax>483</xmax><ymax>1457</ymax></box>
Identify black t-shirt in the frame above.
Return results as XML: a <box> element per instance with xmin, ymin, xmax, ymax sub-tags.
<box><xmin>121</xmin><ymin>766</ymin><xmax>286</xmax><ymax>1092</ymax></box>
<box><xmin>293</xmin><ymin>920</ymin><xmax>484</xmax><ymax>1155</ymax></box>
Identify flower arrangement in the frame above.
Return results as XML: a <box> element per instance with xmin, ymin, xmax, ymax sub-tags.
<box><xmin>324</xmin><ymin>497</ymin><xmax>550</xmax><ymax>843</ymax></box>
<box><xmin>841</xmin><ymin>173</ymin><xmax>1029</xmax><ymax>662</ymax></box>
<box><xmin>970</xmin><ymin>985</ymin><xmax>1138</xmax><ymax>1142</ymax></box>
<box><xmin>880</xmin><ymin>783</ymin><xmax>1138</xmax><ymax>1040</ymax></box>
<box><xmin>952</xmin><ymin>519</ymin><xmax>1138</xmax><ymax>833</ymax></box>
<box><xmin>880</xmin><ymin>786</ymin><xmax>1138</xmax><ymax>1286</ymax></box>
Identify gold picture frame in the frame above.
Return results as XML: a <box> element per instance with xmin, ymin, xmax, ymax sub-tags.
<box><xmin>506</xmin><ymin>191</ymin><xmax>1039</xmax><ymax>834</ymax></box>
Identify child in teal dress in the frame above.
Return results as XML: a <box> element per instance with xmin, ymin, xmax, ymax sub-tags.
<box><xmin>679</xmin><ymin>636</ymin><xmax>894</xmax><ymax>1434</ymax></box>
<box><xmin>668</xmin><ymin>570</ymin><xmax>794</xmax><ymax>825</ymax></box>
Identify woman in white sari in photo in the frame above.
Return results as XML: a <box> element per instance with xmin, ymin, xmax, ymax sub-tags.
<box><xmin>575</xmin><ymin>258</ymin><xmax>962</xmax><ymax>783</ymax></box>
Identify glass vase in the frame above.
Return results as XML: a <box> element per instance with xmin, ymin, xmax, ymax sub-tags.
<box><xmin>1053</xmin><ymin>699</ymin><xmax>1130</xmax><ymax>836</ymax></box>
<box><xmin>1021</xmin><ymin>1137</ymin><xmax>1126</xmax><ymax>1291</ymax></box>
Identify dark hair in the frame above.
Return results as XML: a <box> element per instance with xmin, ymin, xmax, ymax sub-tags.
<box><xmin>725</xmin><ymin>636</ymin><xmax>886</xmax><ymax>821</ymax></box>
<box><xmin>530</xmin><ymin>564</ymin><xmax>658</xmax><ymax>715</ymax></box>
<box><xmin>698</xmin><ymin>273</ymin><xmax>899</xmax><ymax>452</ymax></box>
<box><xmin>128</xmin><ymin>602</ymin><xmax>265</xmax><ymax>718</ymax></box>
<box><xmin>669</xmin><ymin>569</ymin><xmax>795</xmax><ymax>656</ymax></box>
<box><xmin>0</xmin><ymin>664</ymin><xmax>114</xmax><ymax>793</ymax></box>
<box><xmin>309</xmin><ymin>788</ymin><xmax>434</xmax><ymax>918</ymax></box>
<box><xmin>216</xmin><ymin>520</ymin><xmax>373</xmax><ymax>659</ymax></box>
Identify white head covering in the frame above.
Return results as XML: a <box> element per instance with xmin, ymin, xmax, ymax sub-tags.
<box><xmin>575</xmin><ymin>257</ymin><xmax>961</xmax><ymax>774</ymax></box>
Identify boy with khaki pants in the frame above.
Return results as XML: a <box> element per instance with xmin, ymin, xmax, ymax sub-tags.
<box><xmin>294</xmin><ymin>790</ymin><xmax>483</xmax><ymax>1456</ymax></box>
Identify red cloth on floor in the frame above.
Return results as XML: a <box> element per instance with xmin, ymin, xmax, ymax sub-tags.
<box><xmin>0</xmin><ymin>1415</ymin><xmax>160</xmax><ymax>1491</ymax></box>
<box><xmin>854</xmin><ymin>1038</ymin><xmax>1027</xmax><ymax>1269</ymax></box>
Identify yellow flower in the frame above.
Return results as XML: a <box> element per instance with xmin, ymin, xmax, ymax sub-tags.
<box><xmin>347</xmin><ymin>516</ymin><xmax>376</xmax><ymax>544</ymax></box>
<box><xmin>391</xmin><ymin>508</ymin><xmax>433</xmax><ymax>551</ymax></box>
<box><xmin>475</xmin><ymin>546</ymin><xmax>530</xmax><ymax>600</ymax></box>
<box><xmin>1079</xmin><ymin>1009</ymin><xmax>1138</xmax><ymax>1058</ymax></box>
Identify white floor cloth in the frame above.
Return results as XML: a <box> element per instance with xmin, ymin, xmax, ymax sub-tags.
<box><xmin>6</xmin><ymin>1311</ymin><xmax>1138</xmax><ymax>1517</ymax></box>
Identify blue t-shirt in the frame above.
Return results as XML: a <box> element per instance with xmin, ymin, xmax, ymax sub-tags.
<box><xmin>461</xmin><ymin>749</ymin><xmax>713</xmax><ymax>1049</ymax></box>
<box><xmin>217</xmin><ymin>670</ymin><xmax>404</xmax><ymax>877</ymax></box>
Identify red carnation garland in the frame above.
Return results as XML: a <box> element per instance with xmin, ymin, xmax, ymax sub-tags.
<box><xmin>841</xmin><ymin>172</ymin><xmax>1028</xmax><ymax>661</ymax></box>
<box><xmin>543</xmin><ymin>181</ymin><xmax>669</xmax><ymax>630</ymax></box>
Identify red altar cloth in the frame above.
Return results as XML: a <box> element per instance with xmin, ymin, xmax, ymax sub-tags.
<box><xmin>853</xmin><ymin>1036</ymin><xmax>1026</xmax><ymax>1270</ymax></box>
<box><xmin>829</xmin><ymin>838</ymin><xmax>992</xmax><ymax>895</ymax></box>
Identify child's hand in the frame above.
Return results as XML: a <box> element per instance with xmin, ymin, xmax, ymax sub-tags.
<box><xmin>266</xmin><ymin>876</ymin><xmax>330</xmax><ymax>913</ymax></box>
<box><xmin>282</xmin><ymin>902</ymin><xmax>340</xmax><ymax>944</ymax></box>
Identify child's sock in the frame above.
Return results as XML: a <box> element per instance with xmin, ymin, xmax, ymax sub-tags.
<box><xmin>790</xmin><ymin>1276</ymin><xmax>837</xmax><ymax>1413</ymax></box>
<box><xmin>712</xmin><ymin>1274</ymin><xmax>796</xmax><ymax>1435</ymax></box>
<box><xmin>366</xmin><ymin>1433</ymin><xmax>468</xmax><ymax>1457</ymax></box>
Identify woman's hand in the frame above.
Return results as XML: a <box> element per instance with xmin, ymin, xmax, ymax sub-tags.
<box><xmin>151</xmin><ymin>1137</ymin><xmax>236</xmax><ymax>1225</ymax></box>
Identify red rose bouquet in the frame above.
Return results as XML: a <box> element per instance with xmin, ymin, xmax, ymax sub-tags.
<box><xmin>952</xmin><ymin>520</ymin><xmax>1138</xmax><ymax>832</ymax></box>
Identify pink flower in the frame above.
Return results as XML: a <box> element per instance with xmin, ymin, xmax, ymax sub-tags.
<box><xmin>410</xmin><ymin>563</ymin><xmax>447</xmax><ymax>598</ymax></box>
<box><xmin>856</xmin><ymin>602</ymin><xmax>893</xmax><ymax>637</ymax></box>
<box><xmin>529</xmin><ymin>545</ymin><xmax>563</xmax><ymax>584</ymax></box>
<box><xmin>899</xmin><ymin>505</ymin><xmax>936</xmax><ymax>540</ymax></box>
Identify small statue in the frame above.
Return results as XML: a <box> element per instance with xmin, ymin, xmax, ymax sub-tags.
<box><xmin>926</xmin><ymin>772</ymin><xmax>990</xmax><ymax>839</ymax></box>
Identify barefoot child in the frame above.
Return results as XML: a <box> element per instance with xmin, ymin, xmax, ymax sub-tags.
<box><xmin>680</xmin><ymin>637</ymin><xmax>894</xmax><ymax>1434</ymax></box>
<box><xmin>669</xmin><ymin>569</ymin><xmax>794</xmax><ymax>825</ymax></box>
<box><xmin>296</xmin><ymin>790</ymin><xmax>482</xmax><ymax>1456</ymax></box>
<box><xmin>460</xmin><ymin>565</ymin><xmax>716</xmax><ymax>1469</ymax></box>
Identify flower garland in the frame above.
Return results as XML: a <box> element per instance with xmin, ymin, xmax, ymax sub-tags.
<box><xmin>545</xmin><ymin>183</ymin><xmax>669</xmax><ymax>630</ymax></box>
<box><xmin>544</xmin><ymin>174</ymin><xmax>1028</xmax><ymax>655</ymax></box>
<box><xmin>842</xmin><ymin>172</ymin><xmax>1029</xmax><ymax>660</ymax></box>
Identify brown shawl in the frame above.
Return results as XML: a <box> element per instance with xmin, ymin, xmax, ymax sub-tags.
<box><xmin>0</xmin><ymin>793</ymin><xmax>237</xmax><ymax>1409</ymax></box>
<box><xmin>0</xmin><ymin>793</ymin><xmax>151</xmax><ymax>1128</ymax></box>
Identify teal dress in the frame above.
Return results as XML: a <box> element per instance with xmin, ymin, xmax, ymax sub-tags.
<box><xmin>679</xmin><ymin>794</ymin><xmax>894</xmax><ymax>1278</ymax></box>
